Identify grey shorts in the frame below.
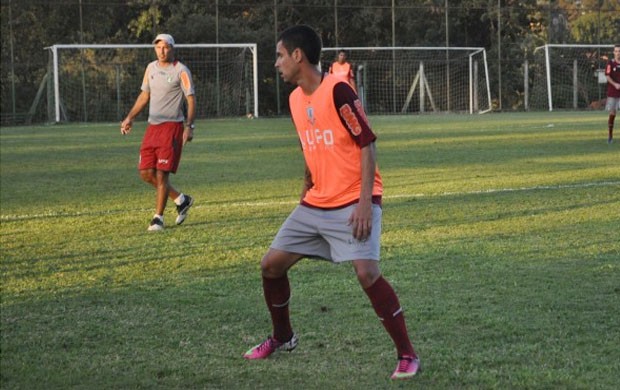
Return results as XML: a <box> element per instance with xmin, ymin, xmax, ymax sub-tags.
<box><xmin>270</xmin><ymin>204</ymin><xmax>382</xmax><ymax>263</ymax></box>
<box><xmin>606</xmin><ymin>96</ymin><xmax>620</xmax><ymax>111</ymax></box>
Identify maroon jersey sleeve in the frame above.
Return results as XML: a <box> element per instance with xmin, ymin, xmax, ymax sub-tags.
<box><xmin>332</xmin><ymin>82</ymin><xmax>376</xmax><ymax>147</ymax></box>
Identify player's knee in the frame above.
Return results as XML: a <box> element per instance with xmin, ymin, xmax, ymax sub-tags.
<box><xmin>260</xmin><ymin>255</ymin><xmax>280</xmax><ymax>277</ymax></box>
<box><xmin>354</xmin><ymin>262</ymin><xmax>381</xmax><ymax>288</ymax></box>
<box><xmin>139</xmin><ymin>170</ymin><xmax>154</xmax><ymax>183</ymax></box>
<box><xmin>356</xmin><ymin>272</ymin><xmax>379</xmax><ymax>288</ymax></box>
<box><xmin>260</xmin><ymin>250</ymin><xmax>293</xmax><ymax>278</ymax></box>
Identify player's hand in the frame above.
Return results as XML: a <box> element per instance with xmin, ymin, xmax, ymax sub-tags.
<box><xmin>348</xmin><ymin>202</ymin><xmax>373</xmax><ymax>241</ymax></box>
<box><xmin>120</xmin><ymin>119</ymin><xmax>132</xmax><ymax>135</ymax></box>
<box><xmin>183</xmin><ymin>127</ymin><xmax>194</xmax><ymax>145</ymax></box>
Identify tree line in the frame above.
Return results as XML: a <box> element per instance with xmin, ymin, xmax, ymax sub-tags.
<box><xmin>1</xmin><ymin>0</ymin><xmax>619</xmax><ymax>124</ymax></box>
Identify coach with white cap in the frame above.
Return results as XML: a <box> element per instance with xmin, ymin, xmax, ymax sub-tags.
<box><xmin>153</xmin><ymin>33</ymin><xmax>175</xmax><ymax>46</ymax></box>
<box><xmin>120</xmin><ymin>33</ymin><xmax>196</xmax><ymax>231</ymax></box>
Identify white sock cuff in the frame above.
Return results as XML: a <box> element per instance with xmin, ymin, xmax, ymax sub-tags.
<box><xmin>174</xmin><ymin>194</ymin><xmax>185</xmax><ymax>205</ymax></box>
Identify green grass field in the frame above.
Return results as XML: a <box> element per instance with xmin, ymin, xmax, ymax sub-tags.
<box><xmin>1</xmin><ymin>112</ymin><xmax>619</xmax><ymax>389</ymax></box>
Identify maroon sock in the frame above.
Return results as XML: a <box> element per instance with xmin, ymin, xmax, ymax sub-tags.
<box><xmin>263</xmin><ymin>274</ymin><xmax>293</xmax><ymax>343</ymax></box>
<box><xmin>609</xmin><ymin>114</ymin><xmax>615</xmax><ymax>139</ymax></box>
<box><xmin>364</xmin><ymin>276</ymin><xmax>416</xmax><ymax>358</ymax></box>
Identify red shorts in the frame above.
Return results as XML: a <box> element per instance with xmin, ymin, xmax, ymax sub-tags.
<box><xmin>138</xmin><ymin>122</ymin><xmax>184</xmax><ymax>173</ymax></box>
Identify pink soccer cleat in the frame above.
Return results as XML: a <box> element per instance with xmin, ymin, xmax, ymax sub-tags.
<box><xmin>243</xmin><ymin>333</ymin><xmax>298</xmax><ymax>360</ymax></box>
<box><xmin>390</xmin><ymin>355</ymin><xmax>420</xmax><ymax>380</ymax></box>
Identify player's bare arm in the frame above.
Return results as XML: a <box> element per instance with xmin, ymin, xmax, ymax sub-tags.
<box><xmin>349</xmin><ymin>142</ymin><xmax>376</xmax><ymax>241</ymax></box>
<box><xmin>121</xmin><ymin>91</ymin><xmax>150</xmax><ymax>135</ymax></box>
<box><xmin>183</xmin><ymin>94</ymin><xmax>196</xmax><ymax>145</ymax></box>
<box><xmin>350</xmin><ymin>78</ymin><xmax>358</xmax><ymax>94</ymax></box>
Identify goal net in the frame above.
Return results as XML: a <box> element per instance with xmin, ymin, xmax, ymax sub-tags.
<box><xmin>529</xmin><ymin>44</ymin><xmax>614</xmax><ymax>111</ymax></box>
<box><xmin>46</xmin><ymin>43</ymin><xmax>258</xmax><ymax>123</ymax></box>
<box><xmin>322</xmin><ymin>47</ymin><xmax>491</xmax><ymax>114</ymax></box>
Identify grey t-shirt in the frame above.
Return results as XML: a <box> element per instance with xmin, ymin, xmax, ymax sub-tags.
<box><xmin>141</xmin><ymin>60</ymin><xmax>194</xmax><ymax>124</ymax></box>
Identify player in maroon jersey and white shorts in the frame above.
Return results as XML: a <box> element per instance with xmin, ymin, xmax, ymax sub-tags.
<box><xmin>604</xmin><ymin>44</ymin><xmax>620</xmax><ymax>144</ymax></box>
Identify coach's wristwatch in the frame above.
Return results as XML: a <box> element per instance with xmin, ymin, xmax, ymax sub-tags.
<box><xmin>186</xmin><ymin>123</ymin><xmax>195</xmax><ymax>130</ymax></box>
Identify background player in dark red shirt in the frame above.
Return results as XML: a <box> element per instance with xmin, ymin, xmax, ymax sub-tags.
<box><xmin>604</xmin><ymin>44</ymin><xmax>620</xmax><ymax>144</ymax></box>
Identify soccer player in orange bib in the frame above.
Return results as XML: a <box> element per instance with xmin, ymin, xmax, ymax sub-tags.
<box><xmin>243</xmin><ymin>25</ymin><xmax>420</xmax><ymax>380</ymax></box>
<box><xmin>329</xmin><ymin>49</ymin><xmax>357</xmax><ymax>93</ymax></box>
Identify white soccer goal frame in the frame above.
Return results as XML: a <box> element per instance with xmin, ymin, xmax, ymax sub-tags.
<box><xmin>322</xmin><ymin>46</ymin><xmax>492</xmax><ymax>114</ymax></box>
<box><xmin>47</xmin><ymin>43</ymin><xmax>259</xmax><ymax>122</ymax></box>
<box><xmin>534</xmin><ymin>44</ymin><xmax>614</xmax><ymax>111</ymax></box>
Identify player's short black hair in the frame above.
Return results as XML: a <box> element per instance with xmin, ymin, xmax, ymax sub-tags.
<box><xmin>277</xmin><ymin>25</ymin><xmax>322</xmax><ymax>66</ymax></box>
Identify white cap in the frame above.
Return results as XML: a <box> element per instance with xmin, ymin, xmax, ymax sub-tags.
<box><xmin>153</xmin><ymin>34</ymin><xmax>175</xmax><ymax>46</ymax></box>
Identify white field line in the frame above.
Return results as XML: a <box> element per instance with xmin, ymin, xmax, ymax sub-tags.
<box><xmin>386</xmin><ymin>180</ymin><xmax>620</xmax><ymax>199</ymax></box>
<box><xmin>2</xmin><ymin>180</ymin><xmax>619</xmax><ymax>222</ymax></box>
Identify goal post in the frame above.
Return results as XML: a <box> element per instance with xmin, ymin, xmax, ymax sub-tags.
<box><xmin>531</xmin><ymin>44</ymin><xmax>614</xmax><ymax>111</ymax></box>
<box><xmin>46</xmin><ymin>43</ymin><xmax>258</xmax><ymax>123</ymax></box>
<box><xmin>322</xmin><ymin>46</ymin><xmax>492</xmax><ymax>114</ymax></box>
